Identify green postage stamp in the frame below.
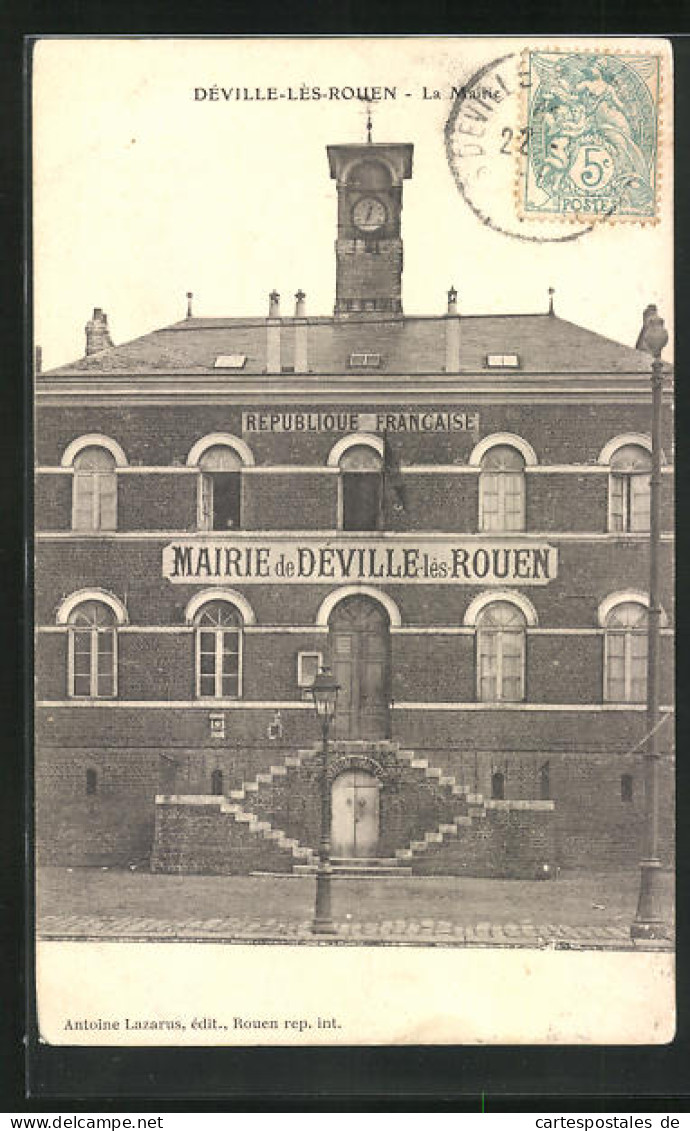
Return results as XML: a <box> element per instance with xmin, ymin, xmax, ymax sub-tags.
<box><xmin>519</xmin><ymin>51</ymin><xmax>662</xmax><ymax>221</ymax></box>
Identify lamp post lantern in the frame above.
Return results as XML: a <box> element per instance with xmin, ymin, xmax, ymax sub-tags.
<box><xmin>631</xmin><ymin>309</ymin><xmax>670</xmax><ymax>941</ymax></box>
<box><xmin>309</xmin><ymin>665</ymin><xmax>340</xmax><ymax>935</ymax></box>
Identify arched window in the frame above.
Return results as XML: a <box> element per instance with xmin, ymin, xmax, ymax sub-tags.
<box><xmin>194</xmin><ymin>600</ymin><xmax>243</xmax><ymax>699</ymax></box>
<box><xmin>198</xmin><ymin>445</ymin><xmax>243</xmax><ymax>531</ymax></box>
<box><xmin>604</xmin><ymin>601</ymin><xmax>648</xmax><ymax>703</ymax></box>
<box><xmin>72</xmin><ymin>446</ymin><xmax>118</xmax><ymax>531</ymax></box>
<box><xmin>476</xmin><ymin>600</ymin><xmax>527</xmax><ymax>702</ymax></box>
<box><xmin>187</xmin><ymin>435</ymin><xmax>254</xmax><ymax>531</ymax></box>
<box><xmin>67</xmin><ymin>600</ymin><xmax>118</xmax><ymax>698</ymax></box>
<box><xmin>86</xmin><ymin>768</ymin><xmax>98</xmax><ymax>796</ymax></box>
<box><xmin>211</xmin><ymin>769</ymin><xmax>224</xmax><ymax>795</ymax></box>
<box><xmin>479</xmin><ymin>445</ymin><xmax>526</xmax><ymax>532</ymax></box>
<box><xmin>339</xmin><ymin>444</ymin><xmax>383</xmax><ymax>531</ymax></box>
<box><xmin>491</xmin><ymin>771</ymin><xmax>505</xmax><ymax>800</ymax></box>
<box><xmin>621</xmin><ymin>773</ymin><xmax>634</xmax><ymax>802</ymax></box>
<box><xmin>608</xmin><ymin>443</ymin><xmax>651</xmax><ymax>532</ymax></box>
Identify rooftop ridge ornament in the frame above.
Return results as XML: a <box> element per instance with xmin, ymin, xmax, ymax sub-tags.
<box><xmin>362</xmin><ymin>97</ymin><xmax>374</xmax><ymax>144</ymax></box>
<box><xmin>186</xmin><ymin>292</ymin><xmax>193</xmax><ymax>319</ymax></box>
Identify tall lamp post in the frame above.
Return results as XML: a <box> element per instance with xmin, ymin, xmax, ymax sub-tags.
<box><xmin>310</xmin><ymin>665</ymin><xmax>340</xmax><ymax>935</ymax></box>
<box><xmin>631</xmin><ymin>310</ymin><xmax>669</xmax><ymax>941</ymax></box>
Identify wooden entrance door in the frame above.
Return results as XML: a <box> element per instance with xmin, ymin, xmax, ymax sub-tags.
<box><xmin>329</xmin><ymin>596</ymin><xmax>391</xmax><ymax>739</ymax></box>
<box><xmin>331</xmin><ymin>770</ymin><xmax>380</xmax><ymax>857</ymax></box>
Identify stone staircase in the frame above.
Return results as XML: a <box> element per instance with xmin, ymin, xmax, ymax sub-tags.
<box><xmin>395</xmin><ymin>746</ymin><xmax>475</xmax><ymax>801</ymax></box>
<box><xmin>396</xmin><ymin>814</ymin><xmax>479</xmax><ymax>863</ymax></box>
<box><xmin>392</xmin><ymin>748</ymin><xmax>490</xmax><ymax>864</ymax></box>
<box><xmin>226</xmin><ymin>748</ymin><xmax>318</xmax><ymax>805</ymax></box>
<box><xmin>153</xmin><ymin>740</ymin><xmax>555</xmax><ymax>878</ymax></box>
<box><xmin>218</xmin><ymin>797</ymin><xmax>316</xmax><ymax>864</ymax></box>
<box><xmin>151</xmin><ymin>791</ymin><xmax>317</xmax><ymax>874</ymax></box>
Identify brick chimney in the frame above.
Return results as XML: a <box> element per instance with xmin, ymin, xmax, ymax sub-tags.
<box><xmin>266</xmin><ymin>291</ymin><xmax>281</xmax><ymax>372</ymax></box>
<box><xmin>294</xmin><ymin>290</ymin><xmax>308</xmax><ymax>374</ymax></box>
<box><xmin>445</xmin><ymin>287</ymin><xmax>460</xmax><ymax>373</ymax></box>
<box><xmin>85</xmin><ymin>308</ymin><xmax>113</xmax><ymax>356</ymax></box>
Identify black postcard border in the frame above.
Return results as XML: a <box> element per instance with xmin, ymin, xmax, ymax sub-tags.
<box><xmin>5</xmin><ymin>14</ymin><xmax>690</xmax><ymax>1110</ymax></box>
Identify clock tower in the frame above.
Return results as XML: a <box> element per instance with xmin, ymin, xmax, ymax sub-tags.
<box><xmin>327</xmin><ymin>141</ymin><xmax>413</xmax><ymax>318</ymax></box>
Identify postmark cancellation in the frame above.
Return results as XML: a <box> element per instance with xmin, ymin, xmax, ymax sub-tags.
<box><xmin>518</xmin><ymin>50</ymin><xmax>663</xmax><ymax>223</ymax></box>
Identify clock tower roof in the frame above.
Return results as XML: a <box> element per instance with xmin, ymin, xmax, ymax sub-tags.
<box><xmin>327</xmin><ymin>142</ymin><xmax>413</xmax><ymax>185</ymax></box>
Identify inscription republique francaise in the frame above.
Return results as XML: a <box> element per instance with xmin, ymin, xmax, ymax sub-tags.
<box><xmin>241</xmin><ymin>411</ymin><xmax>479</xmax><ymax>433</ymax></box>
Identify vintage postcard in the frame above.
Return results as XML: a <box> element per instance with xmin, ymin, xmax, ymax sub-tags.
<box><xmin>32</xmin><ymin>36</ymin><xmax>674</xmax><ymax>1046</ymax></box>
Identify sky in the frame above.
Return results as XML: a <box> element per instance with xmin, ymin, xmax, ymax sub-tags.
<box><xmin>32</xmin><ymin>37</ymin><xmax>673</xmax><ymax>371</ymax></box>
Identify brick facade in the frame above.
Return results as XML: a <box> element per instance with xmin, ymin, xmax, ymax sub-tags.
<box><xmin>34</xmin><ymin>387</ymin><xmax>676</xmax><ymax>876</ymax></box>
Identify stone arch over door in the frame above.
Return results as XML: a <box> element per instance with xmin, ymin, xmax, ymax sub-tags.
<box><xmin>328</xmin><ymin>594</ymin><xmax>391</xmax><ymax>740</ymax></box>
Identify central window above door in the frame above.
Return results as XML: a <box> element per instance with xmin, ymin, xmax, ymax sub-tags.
<box><xmin>339</xmin><ymin>444</ymin><xmax>383</xmax><ymax>531</ymax></box>
<box><xmin>187</xmin><ymin>433</ymin><xmax>255</xmax><ymax>532</ymax></box>
<box><xmin>199</xmin><ymin>445</ymin><xmax>242</xmax><ymax>531</ymax></box>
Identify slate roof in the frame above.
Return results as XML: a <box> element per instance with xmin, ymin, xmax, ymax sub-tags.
<box><xmin>44</xmin><ymin>312</ymin><xmax>658</xmax><ymax>377</ymax></box>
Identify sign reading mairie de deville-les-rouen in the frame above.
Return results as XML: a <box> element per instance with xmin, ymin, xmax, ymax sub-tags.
<box><xmin>163</xmin><ymin>538</ymin><xmax>558</xmax><ymax>585</ymax></box>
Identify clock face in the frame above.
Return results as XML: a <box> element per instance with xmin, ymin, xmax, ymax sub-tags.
<box><xmin>352</xmin><ymin>196</ymin><xmax>387</xmax><ymax>233</ymax></box>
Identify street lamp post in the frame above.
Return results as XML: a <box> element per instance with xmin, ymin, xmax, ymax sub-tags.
<box><xmin>309</xmin><ymin>665</ymin><xmax>340</xmax><ymax>935</ymax></box>
<box><xmin>631</xmin><ymin>309</ymin><xmax>669</xmax><ymax>941</ymax></box>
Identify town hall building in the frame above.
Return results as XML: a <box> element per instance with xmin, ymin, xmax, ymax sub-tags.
<box><xmin>34</xmin><ymin>136</ymin><xmax>674</xmax><ymax>877</ymax></box>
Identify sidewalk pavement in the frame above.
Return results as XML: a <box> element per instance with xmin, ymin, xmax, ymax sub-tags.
<box><xmin>37</xmin><ymin>912</ymin><xmax>673</xmax><ymax>950</ymax></box>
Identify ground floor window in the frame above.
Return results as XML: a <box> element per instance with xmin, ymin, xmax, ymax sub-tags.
<box><xmin>604</xmin><ymin>602</ymin><xmax>648</xmax><ymax>703</ymax></box>
<box><xmin>68</xmin><ymin>600</ymin><xmax>118</xmax><ymax>698</ymax></box>
<box><xmin>194</xmin><ymin>600</ymin><xmax>242</xmax><ymax>699</ymax></box>
<box><xmin>476</xmin><ymin>601</ymin><xmax>526</xmax><ymax>702</ymax></box>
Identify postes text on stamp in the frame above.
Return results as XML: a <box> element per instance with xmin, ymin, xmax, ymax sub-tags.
<box><xmin>518</xmin><ymin>51</ymin><xmax>661</xmax><ymax>222</ymax></box>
